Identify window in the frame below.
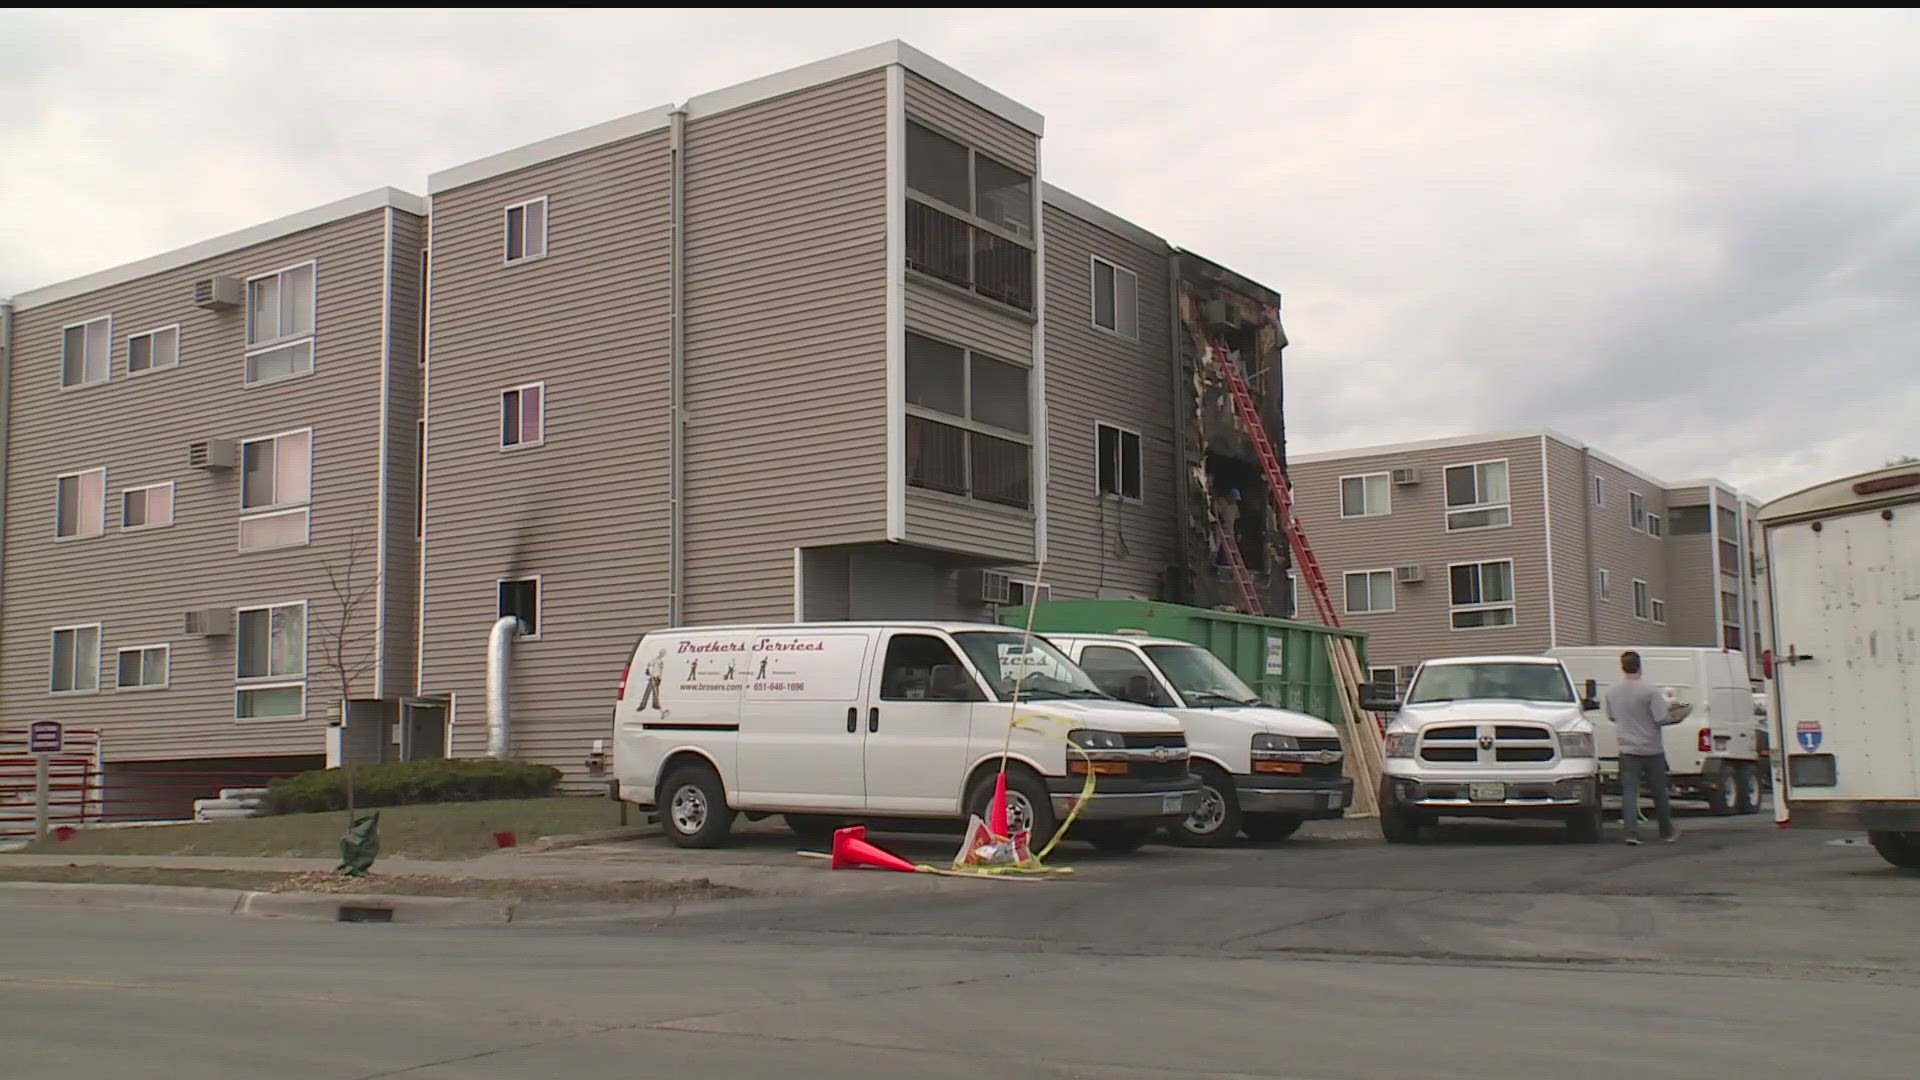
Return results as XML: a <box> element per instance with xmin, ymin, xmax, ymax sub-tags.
<box><xmin>1598</xmin><ymin>568</ymin><xmax>1611</xmax><ymax>600</ymax></box>
<box><xmin>904</xmin><ymin>120</ymin><xmax>1035</xmax><ymax>310</ymax></box>
<box><xmin>239</xmin><ymin>429</ymin><xmax>312</xmax><ymax>552</ymax></box>
<box><xmin>1593</xmin><ymin>474</ymin><xmax>1605</xmax><ymax>507</ymax></box>
<box><xmin>236</xmin><ymin>602</ymin><xmax>306</xmax><ymax>719</ymax></box>
<box><xmin>1723</xmin><ymin>623</ymin><xmax>1741</xmax><ymax>649</ymax></box>
<box><xmin>1078</xmin><ymin>646</ymin><xmax>1165</xmax><ymax>706</ymax></box>
<box><xmin>1443</xmin><ymin>459</ymin><xmax>1510</xmax><ymax>531</ymax></box>
<box><xmin>415</xmin><ymin>418</ymin><xmax>426</xmax><ymax>540</ymax></box>
<box><xmin>127</xmin><ymin>325</ymin><xmax>180</xmax><ymax>375</ymax></box>
<box><xmin>904</xmin><ymin>332</ymin><xmax>1031</xmax><ymax>508</ymax></box>
<box><xmin>1669</xmin><ymin>506</ymin><xmax>1710</xmax><ymax>535</ymax></box>
<box><xmin>1340</xmin><ymin>472</ymin><xmax>1391</xmax><ymax>518</ymax></box>
<box><xmin>1090</xmin><ymin>256</ymin><xmax>1138</xmax><ymax>339</ymax></box>
<box><xmin>1449</xmin><ymin>559</ymin><xmax>1517</xmax><ymax>629</ymax></box>
<box><xmin>1653</xmin><ymin>599</ymin><xmax>1667</xmax><ymax>625</ymax></box>
<box><xmin>245</xmin><ymin>262</ymin><xmax>316</xmax><ymax>386</ymax></box>
<box><xmin>1096</xmin><ymin>423</ymin><xmax>1143</xmax><ymax>502</ymax></box>
<box><xmin>1647</xmin><ymin>513</ymin><xmax>1663</xmax><ymax>539</ymax></box>
<box><xmin>1369</xmin><ymin>666</ymin><xmax>1398</xmax><ymax>693</ymax></box>
<box><xmin>879</xmin><ymin>633</ymin><xmax>980</xmax><ymax>702</ymax></box>
<box><xmin>498</xmin><ymin>577</ymin><xmax>541</xmax><ymax>639</ymax></box>
<box><xmin>1633</xmin><ymin>579</ymin><xmax>1651</xmax><ymax>621</ymax></box>
<box><xmin>1344</xmin><ymin>569</ymin><xmax>1395</xmax><ymax>615</ymax></box>
<box><xmin>1629</xmin><ymin>491</ymin><xmax>1647</xmax><ymax>531</ymax></box>
<box><xmin>1283</xmin><ymin>573</ymin><xmax>1299</xmax><ymax>619</ymax></box>
<box><xmin>905</xmin><ymin>121</ymin><xmax>1032</xmax><ymax>237</ymax></box>
<box><xmin>501</xmin><ymin>383</ymin><xmax>545</xmax><ymax>449</ymax></box>
<box><xmin>115</xmin><ymin>645</ymin><xmax>169</xmax><ymax>691</ymax></box>
<box><xmin>54</xmin><ymin>468</ymin><xmax>106</xmax><ymax>540</ymax></box>
<box><xmin>61</xmin><ymin>316</ymin><xmax>111</xmax><ymax>388</ymax></box>
<box><xmin>120</xmin><ymin>482</ymin><xmax>174</xmax><ymax>531</ymax></box>
<box><xmin>50</xmin><ymin>624</ymin><xmax>101</xmax><ymax>694</ymax></box>
<box><xmin>504</xmin><ymin>197</ymin><xmax>549</xmax><ymax>264</ymax></box>
<box><xmin>1753</xmin><ymin>631</ymin><xmax>1763</xmax><ymax>657</ymax></box>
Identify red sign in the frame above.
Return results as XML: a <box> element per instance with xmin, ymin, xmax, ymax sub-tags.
<box><xmin>27</xmin><ymin>720</ymin><xmax>63</xmax><ymax>755</ymax></box>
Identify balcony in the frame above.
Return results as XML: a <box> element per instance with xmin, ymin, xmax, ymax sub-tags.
<box><xmin>906</xmin><ymin>200</ymin><xmax>1034</xmax><ymax>312</ymax></box>
<box><xmin>906</xmin><ymin>414</ymin><xmax>1030</xmax><ymax>509</ymax></box>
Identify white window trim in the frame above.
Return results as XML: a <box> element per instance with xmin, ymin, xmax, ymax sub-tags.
<box><xmin>1654</xmin><ymin>599</ymin><xmax>1669</xmax><ymax>626</ymax></box>
<box><xmin>1628</xmin><ymin>490</ymin><xmax>1647</xmax><ymax>533</ymax></box>
<box><xmin>243</xmin><ymin>261</ymin><xmax>318</xmax><ymax>389</ymax></box>
<box><xmin>59</xmin><ymin>315</ymin><xmax>113</xmax><ymax>391</ymax></box>
<box><xmin>1632</xmin><ymin>578</ymin><xmax>1651</xmax><ymax>621</ymax></box>
<box><xmin>903</xmin><ymin>117</ymin><xmax>1037</xmax><ymax>248</ymax></box>
<box><xmin>1285</xmin><ymin>572</ymin><xmax>1300</xmax><ymax>619</ymax></box>
<box><xmin>1598</xmin><ymin>568</ymin><xmax>1611</xmax><ymax>601</ymax></box>
<box><xmin>1447</xmin><ymin>558</ymin><xmax>1518</xmax><ymax>632</ymax></box>
<box><xmin>238</xmin><ymin>427</ymin><xmax>314</xmax><ymax>514</ymax></box>
<box><xmin>1646</xmin><ymin>512</ymin><xmax>1663</xmax><ymax>539</ymax></box>
<box><xmin>497</xmin><ymin>575</ymin><xmax>544</xmax><ymax>642</ymax></box>
<box><xmin>49</xmin><ymin>622</ymin><xmax>103</xmax><ymax>696</ymax></box>
<box><xmin>1338</xmin><ymin>471</ymin><xmax>1391</xmax><ymax>519</ymax></box>
<box><xmin>500</xmin><ymin>381</ymin><xmax>547</xmax><ymax>451</ymax></box>
<box><xmin>114</xmin><ymin>643</ymin><xmax>171</xmax><ymax>692</ymax></box>
<box><xmin>502</xmin><ymin>196</ymin><xmax>550</xmax><ymax>266</ymax></box>
<box><xmin>1442</xmin><ymin>458</ymin><xmax>1513</xmax><ymax>533</ymax></box>
<box><xmin>1088</xmin><ymin>254</ymin><xmax>1139</xmax><ymax>341</ymax></box>
<box><xmin>1093</xmin><ymin>420</ymin><xmax>1143</xmax><ymax>503</ymax></box>
<box><xmin>120</xmin><ymin>480</ymin><xmax>176</xmax><ymax>533</ymax></box>
<box><xmin>1368</xmin><ymin>666</ymin><xmax>1398</xmax><ymax>690</ymax></box>
<box><xmin>1343</xmin><ymin>568</ymin><xmax>1396</xmax><ymax>615</ymax></box>
<box><xmin>1593</xmin><ymin>474</ymin><xmax>1605</xmax><ymax>508</ymax></box>
<box><xmin>126</xmin><ymin>322</ymin><xmax>183</xmax><ymax>378</ymax></box>
<box><xmin>234</xmin><ymin>600</ymin><xmax>308</xmax><ymax>718</ymax></box>
<box><xmin>53</xmin><ymin>466</ymin><xmax>107</xmax><ymax>542</ymax></box>
<box><xmin>236</xmin><ymin>506</ymin><xmax>313</xmax><ymax>554</ymax></box>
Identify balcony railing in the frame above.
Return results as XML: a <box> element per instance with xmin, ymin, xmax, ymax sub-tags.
<box><xmin>906</xmin><ymin>200</ymin><xmax>1034</xmax><ymax>312</ymax></box>
<box><xmin>906</xmin><ymin>415</ymin><xmax>1030</xmax><ymax>509</ymax></box>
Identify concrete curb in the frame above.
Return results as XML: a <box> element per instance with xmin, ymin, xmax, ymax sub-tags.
<box><xmin>527</xmin><ymin>823</ymin><xmax>661</xmax><ymax>852</ymax></box>
<box><xmin>0</xmin><ymin>882</ymin><xmax>252</xmax><ymax>915</ymax></box>
<box><xmin>0</xmin><ymin>881</ymin><xmax>723</xmax><ymax>926</ymax></box>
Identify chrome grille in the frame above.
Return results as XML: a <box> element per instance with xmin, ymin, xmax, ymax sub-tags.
<box><xmin>1418</xmin><ymin>723</ymin><xmax>1559</xmax><ymax>767</ymax></box>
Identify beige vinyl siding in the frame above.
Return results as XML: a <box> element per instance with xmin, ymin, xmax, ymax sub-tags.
<box><xmin>681</xmin><ymin>70</ymin><xmax>891</xmax><ymax>623</ymax></box>
<box><xmin>1586</xmin><ymin>459</ymin><xmax>1672</xmax><ymax>645</ymax></box>
<box><xmin>1543</xmin><ymin>438</ymin><xmax>1594</xmax><ymax>645</ymax></box>
<box><xmin>904</xmin><ymin>72</ymin><xmax>1036</xmax><ymax>174</ymax></box>
<box><xmin>1288</xmin><ymin>436</ymin><xmax>1550</xmax><ymax>669</ymax></box>
<box><xmin>1039</xmin><ymin>203</ymin><xmax>1173</xmax><ymax>599</ymax></box>
<box><xmin>379</xmin><ymin>210</ymin><xmax>425</xmax><ymax>698</ymax></box>
<box><xmin>418</xmin><ymin>129</ymin><xmax>674</xmax><ymax>771</ymax></box>
<box><xmin>904</xmin><ymin>492</ymin><xmax>1033</xmax><ymax>563</ymax></box>
<box><xmin>905</xmin><ymin>286</ymin><xmax>1029</xmax><ymax>361</ymax></box>
<box><xmin>2</xmin><ymin>209</ymin><xmax>407</xmax><ymax>761</ymax></box>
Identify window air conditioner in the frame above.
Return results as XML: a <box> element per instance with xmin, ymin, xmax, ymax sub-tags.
<box><xmin>193</xmin><ymin>275</ymin><xmax>243</xmax><ymax>310</ymax></box>
<box><xmin>1391</xmin><ymin>467</ymin><xmax>1421</xmax><ymax>486</ymax></box>
<box><xmin>188</xmin><ymin>438</ymin><xmax>238</xmax><ymax>470</ymax></box>
<box><xmin>1395</xmin><ymin>564</ymin><xmax>1425</xmax><ymax>584</ymax></box>
<box><xmin>963</xmin><ymin>569</ymin><xmax>1013</xmax><ymax>606</ymax></box>
<box><xmin>183</xmin><ymin>608</ymin><xmax>233</xmax><ymax>637</ymax></box>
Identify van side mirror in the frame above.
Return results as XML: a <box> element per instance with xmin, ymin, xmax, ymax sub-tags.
<box><xmin>1359</xmin><ymin>683</ymin><xmax>1401</xmax><ymax>712</ymax></box>
<box><xmin>1582</xmin><ymin>679</ymin><xmax>1599</xmax><ymax>711</ymax></box>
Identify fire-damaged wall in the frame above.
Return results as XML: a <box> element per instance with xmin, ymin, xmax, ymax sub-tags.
<box><xmin>1166</xmin><ymin>251</ymin><xmax>1293</xmax><ymax>615</ymax></box>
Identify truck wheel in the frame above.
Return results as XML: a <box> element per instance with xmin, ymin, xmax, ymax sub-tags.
<box><xmin>1169</xmin><ymin>764</ymin><xmax>1242</xmax><ymax>847</ymax></box>
<box><xmin>658</xmin><ymin>761</ymin><xmax>735</xmax><ymax>848</ymax></box>
<box><xmin>1242</xmin><ymin>814</ymin><xmax>1305</xmax><ymax>842</ymax></box>
<box><xmin>1378</xmin><ymin>782</ymin><xmax>1421</xmax><ymax>844</ymax></box>
<box><xmin>1705</xmin><ymin>764</ymin><xmax>1733</xmax><ymax>816</ymax></box>
<box><xmin>966</xmin><ymin>766</ymin><xmax>1059</xmax><ymax>847</ymax></box>
<box><xmin>1867</xmin><ymin>831</ymin><xmax>1920</xmax><ymax>870</ymax></box>
<box><xmin>1733</xmin><ymin>762</ymin><xmax>1761</xmax><ymax>815</ymax></box>
<box><xmin>1565</xmin><ymin>799</ymin><xmax>1604</xmax><ymax>843</ymax></box>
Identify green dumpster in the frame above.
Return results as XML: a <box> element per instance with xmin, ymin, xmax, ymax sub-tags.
<box><xmin>998</xmin><ymin>599</ymin><xmax>1368</xmax><ymax>724</ymax></box>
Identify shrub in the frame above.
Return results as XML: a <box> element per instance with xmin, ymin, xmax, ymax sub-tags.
<box><xmin>266</xmin><ymin>758</ymin><xmax>563</xmax><ymax>814</ymax></box>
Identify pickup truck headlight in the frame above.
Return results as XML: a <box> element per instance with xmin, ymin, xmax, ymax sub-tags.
<box><xmin>1067</xmin><ymin>729</ymin><xmax>1125</xmax><ymax>751</ymax></box>
<box><xmin>1559</xmin><ymin>731</ymin><xmax>1595</xmax><ymax>759</ymax></box>
<box><xmin>1385</xmin><ymin>732</ymin><xmax>1417</xmax><ymax>759</ymax></box>
<box><xmin>1251</xmin><ymin>733</ymin><xmax>1298</xmax><ymax>752</ymax></box>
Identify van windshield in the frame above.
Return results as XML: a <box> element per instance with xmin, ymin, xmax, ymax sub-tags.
<box><xmin>1407</xmin><ymin>663</ymin><xmax>1575</xmax><ymax>704</ymax></box>
<box><xmin>951</xmin><ymin>632</ymin><xmax>1111</xmax><ymax>702</ymax></box>
<box><xmin>1141</xmin><ymin>645</ymin><xmax>1262</xmax><ymax>707</ymax></box>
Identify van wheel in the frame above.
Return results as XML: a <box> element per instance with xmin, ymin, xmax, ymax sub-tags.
<box><xmin>658</xmin><ymin>761</ymin><xmax>734</xmax><ymax>848</ymax></box>
<box><xmin>966</xmin><ymin>766</ymin><xmax>1058</xmax><ymax>846</ymax></box>
<box><xmin>1867</xmin><ymin>831</ymin><xmax>1920</xmax><ymax>870</ymax></box>
<box><xmin>1242</xmin><ymin>814</ymin><xmax>1305</xmax><ymax>842</ymax></box>
<box><xmin>1082</xmin><ymin>824</ymin><xmax>1155</xmax><ymax>854</ymax></box>
<box><xmin>1733</xmin><ymin>763</ymin><xmax>1761</xmax><ymax>815</ymax></box>
<box><xmin>1169</xmin><ymin>764</ymin><xmax>1241</xmax><ymax>847</ymax></box>
<box><xmin>1705</xmin><ymin>764</ymin><xmax>1733</xmax><ymax>816</ymax></box>
<box><xmin>784</xmin><ymin>814</ymin><xmax>843</xmax><ymax>844</ymax></box>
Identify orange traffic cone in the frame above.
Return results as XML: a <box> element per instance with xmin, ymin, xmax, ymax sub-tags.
<box><xmin>830</xmin><ymin>825</ymin><xmax>918</xmax><ymax>873</ymax></box>
<box><xmin>988</xmin><ymin>770</ymin><xmax>1010</xmax><ymax>837</ymax></box>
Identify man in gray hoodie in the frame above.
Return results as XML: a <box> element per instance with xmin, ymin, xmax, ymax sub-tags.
<box><xmin>1604</xmin><ymin>650</ymin><xmax>1684</xmax><ymax>845</ymax></box>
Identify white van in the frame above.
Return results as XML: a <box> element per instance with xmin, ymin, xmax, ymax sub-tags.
<box><xmin>611</xmin><ymin>622</ymin><xmax>1203</xmax><ymax>852</ymax></box>
<box><xmin>1549</xmin><ymin>646</ymin><xmax>1764</xmax><ymax>815</ymax></box>
<box><xmin>1041</xmin><ymin>633</ymin><xmax>1353</xmax><ymax>846</ymax></box>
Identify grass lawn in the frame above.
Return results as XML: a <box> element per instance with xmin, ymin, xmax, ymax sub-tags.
<box><xmin>0</xmin><ymin>865</ymin><xmax>746</xmax><ymax>901</ymax></box>
<box><xmin>6</xmin><ymin>796</ymin><xmax>642</xmax><ymax>860</ymax></box>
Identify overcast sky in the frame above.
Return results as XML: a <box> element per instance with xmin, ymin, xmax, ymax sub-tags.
<box><xmin>4</xmin><ymin>9</ymin><xmax>1915</xmax><ymax>500</ymax></box>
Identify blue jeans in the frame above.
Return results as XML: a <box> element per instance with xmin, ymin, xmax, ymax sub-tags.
<box><xmin>1619</xmin><ymin>753</ymin><xmax>1674</xmax><ymax>840</ymax></box>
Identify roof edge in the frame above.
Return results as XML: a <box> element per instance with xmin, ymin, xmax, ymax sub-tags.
<box><xmin>1042</xmin><ymin>183</ymin><xmax>1169</xmax><ymax>254</ymax></box>
<box><xmin>428</xmin><ymin>105</ymin><xmax>676</xmax><ymax>195</ymax></box>
<box><xmin>8</xmin><ymin>187</ymin><xmax>423</xmax><ymax>313</ymax></box>
<box><xmin>1289</xmin><ymin>427</ymin><xmax>1709</xmax><ymax>496</ymax></box>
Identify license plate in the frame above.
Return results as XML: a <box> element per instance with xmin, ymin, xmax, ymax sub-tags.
<box><xmin>1469</xmin><ymin>782</ymin><xmax>1507</xmax><ymax>803</ymax></box>
<box><xmin>1163</xmin><ymin>793</ymin><xmax>1186</xmax><ymax>814</ymax></box>
<box><xmin>1327</xmin><ymin>791</ymin><xmax>1344</xmax><ymax>810</ymax></box>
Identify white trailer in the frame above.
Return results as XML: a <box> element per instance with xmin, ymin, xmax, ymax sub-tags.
<box><xmin>1756</xmin><ymin>463</ymin><xmax>1920</xmax><ymax>869</ymax></box>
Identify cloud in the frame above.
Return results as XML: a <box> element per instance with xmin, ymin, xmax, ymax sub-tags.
<box><xmin>3</xmin><ymin>9</ymin><xmax>1916</xmax><ymax>500</ymax></box>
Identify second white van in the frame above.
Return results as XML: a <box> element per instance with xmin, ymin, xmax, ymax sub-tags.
<box><xmin>611</xmin><ymin>622</ymin><xmax>1204</xmax><ymax>853</ymax></box>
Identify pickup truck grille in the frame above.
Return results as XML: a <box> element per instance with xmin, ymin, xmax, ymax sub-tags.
<box><xmin>1418</xmin><ymin>723</ymin><xmax>1558</xmax><ymax>767</ymax></box>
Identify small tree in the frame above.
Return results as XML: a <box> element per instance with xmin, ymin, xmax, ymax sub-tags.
<box><xmin>313</xmin><ymin>520</ymin><xmax>380</xmax><ymax>820</ymax></box>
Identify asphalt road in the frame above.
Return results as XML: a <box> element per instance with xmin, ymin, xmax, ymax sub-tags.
<box><xmin>3</xmin><ymin>811</ymin><xmax>1916</xmax><ymax>1079</ymax></box>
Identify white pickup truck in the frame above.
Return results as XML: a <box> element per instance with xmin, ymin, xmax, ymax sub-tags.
<box><xmin>1362</xmin><ymin>655</ymin><xmax>1603</xmax><ymax>843</ymax></box>
<box><xmin>1756</xmin><ymin>463</ymin><xmax>1920</xmax><ymax>870</ymax></box>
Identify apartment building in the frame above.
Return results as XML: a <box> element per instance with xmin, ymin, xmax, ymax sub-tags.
<box><xmin>0</xmin><ymin>189</ymin><xmax>425</xmax><ymax>808</ymax></box>
<box><xmin>1</xmin><ymin>41</ymin><xmax>1291</xmax><ymax>790</ymax></box>
<box><xmin>1284</xmin><ymin>431</ymin><xmax>1766</xmax><ymax>687</ymax></box>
